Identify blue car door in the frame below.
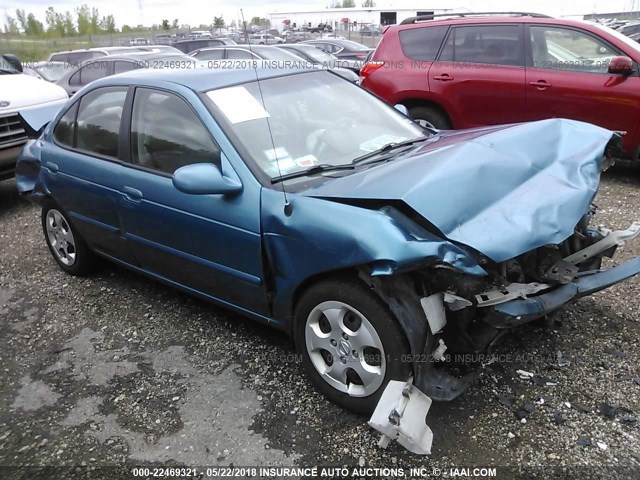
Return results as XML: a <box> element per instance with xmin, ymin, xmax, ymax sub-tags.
<box><xmin>117</xmin><ymin>86</ymin><xmax>268</xmax><ymax>314</ymax></box>
<box><xmin>43</xmin><ymin>86</ymin><xmax>133</xmax><ymax>263</ymax></box>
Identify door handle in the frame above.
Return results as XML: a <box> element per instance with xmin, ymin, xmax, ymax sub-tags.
<box><xmin>433</xmin><ymin>73</ymin><xmax>454</xmax><ymax>81</ymax></box>
<box><xmin>47</xmin><ymin>162</ymin><xmax>59</xmax><ymax>174</ymax></box>
<box><xmin>529</xmin><ymin>80</ymin><xmax>552</xmax><ymax>89</ymax></box>
<box><xmin>122</xmin><ymin>186</ymin><xmax>143</xmax><ymax>202</ymax></box>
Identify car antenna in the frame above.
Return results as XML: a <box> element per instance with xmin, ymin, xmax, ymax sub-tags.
<box><xmin>240</xmin><ymin>9</ymin><xmax>293</xmax><ymax>217</ymax></box>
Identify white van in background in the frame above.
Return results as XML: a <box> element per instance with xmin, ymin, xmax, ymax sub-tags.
<box><xmin>0</xmin><ymin>54</ymin><xmax>68</xmax><ymax>180</ymax></box>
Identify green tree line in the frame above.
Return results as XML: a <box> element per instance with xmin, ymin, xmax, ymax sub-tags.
<box><xmin>4</xmin><ymin>6</ymin><xmax>118</xmax><ymax>36</ymax></box>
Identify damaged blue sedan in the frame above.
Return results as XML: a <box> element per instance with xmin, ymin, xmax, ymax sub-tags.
<box><xmin>16</xmin><ymin>68</ymin><xmax>640</xmax><ymax>429</ymax></box>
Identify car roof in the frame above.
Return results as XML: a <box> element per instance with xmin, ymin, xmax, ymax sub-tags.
<box><xmin>173</xmin><ymin>38</ymin><xmax>228</xmax><ymax>44</ymax></box>
<box><xmin>73</xmin><ymin>52</ymin><xmax>192</xmax><ymax>68</ymax></box>
<box><xmin>49</xmin><ymin>46</ymin><xmax>150</xmax><ymax>55</ymax></box>
<box><xmin>96</xmin><ymin>65</ymin><xmax>316</xmax><ymax>92</ymax></box>
<box><xmin>280</xmin><ymin>44</ymin><xmax>311</xmax><ymax>49</ymax></box>
<box><xmin>391</xmin><ymin>14</ymin><xmax>609</xmax><ymax>32</ymax></box>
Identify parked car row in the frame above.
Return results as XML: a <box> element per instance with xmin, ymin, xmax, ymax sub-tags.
<box><xmin>190</xmin><ymin>45</ymin><xmax>359</xmax><ymax>81</ymax></box>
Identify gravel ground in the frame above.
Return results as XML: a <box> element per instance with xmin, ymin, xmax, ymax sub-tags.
<box><xmin>0</xmin><ymin>167</ymin><xmax>639</xmax><ymax>480</ymax></box>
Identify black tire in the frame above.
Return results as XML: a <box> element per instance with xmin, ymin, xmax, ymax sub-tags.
<box><xmin>294</xmin><ymin>278</ymin><xmax>411</xmax><ymax>415</ymax></box>
<box><xmin>41</xmin><ymin>199</ymin><xmax>95</xmax><ymax>276</ymax></box>
<box><xmin>408</xmin><ymin>105</ymin><xmax>452</xmax><ymax>130</ymax></box>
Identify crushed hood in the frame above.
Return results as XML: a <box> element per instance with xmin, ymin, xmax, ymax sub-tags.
<box><xmin>303</xmin><ymin>119</ymin><xmax>614</xmax><ymax>263</ymax></box>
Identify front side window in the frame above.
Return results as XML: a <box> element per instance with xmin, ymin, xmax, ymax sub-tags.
<box><xmin>75</xmin><ymin>87</ymin><xmax>127</xmax><ymax>158</ymax></box>
<box><xmin>439</xmin><ymin>25</ymin><xmax>524</xmax><ymax>67</ymax></box>
<box><xmin>130</xmin><ymin>88</ymin><xmax>220</xmax><ymax>175</ymax></box>
<box><xmin>205</xmin><ymin>71</ymin><xmax>424</xmax><ymax>187</ymax></box>
<box><xmin>530</xmin><ymin>26</ymin><xmax>620</xmax><ymax>73</ymax></box>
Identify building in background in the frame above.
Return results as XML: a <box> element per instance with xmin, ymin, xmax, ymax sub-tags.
<box><xmin>268</xmin><ymin>6</ymin><xmax>472</xmax><ymax>32</ymax></box>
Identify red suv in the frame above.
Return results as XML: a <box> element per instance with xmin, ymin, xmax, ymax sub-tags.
<box><xmin>360</xmin><ymin>13</ymin><xmax>640</xmax><ymax>160</ymax></box>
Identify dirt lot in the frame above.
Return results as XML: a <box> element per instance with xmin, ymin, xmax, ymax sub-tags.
<box><xmin>0</xmin><ymin>167</ymin><xmax>639</xmax><ymax>480</ymax></box>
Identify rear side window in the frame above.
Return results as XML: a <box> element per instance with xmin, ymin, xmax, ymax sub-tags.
<box><xmin>399</xmin><ymin>26</ymin><xmax>448</xmax><ymax>61</ymax></box>
<box><xmin>226</xmin><ymin>49</ymin><xmax>256</xmax><ymax>60</ymax></box>
<box><xmin>53</xmin><ymin>103</ymin><xmax>78</xmax><ymax>147</ymax></box>
<box><xmin>113</xmin><ymin>61</ymin><xmax>138</xmax><ymax>74</ymax></box>
<box><xmin>78</xmin><ymin>60</ymin><xmax>110</xmax><ymax>85</ymax></box>
<box><xmin>193</xmin><ymin>49</ymin><xmax>224</xmax><ymax>60</ymax></box>
<box><xmin>75</xmin><ymin>87</ymin><xmax>127</xmax><ymax>158</ymax></box>
<box><xmin>439</xmin><ymin>25</ymin><xmax>524</xmax><ymax>67</ymax></box>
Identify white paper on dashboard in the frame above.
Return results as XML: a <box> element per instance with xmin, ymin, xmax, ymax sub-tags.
<box><xmin>206</xmin><ymin>86</ymin><xmax>270</xmax><ymax>124</ymax></box>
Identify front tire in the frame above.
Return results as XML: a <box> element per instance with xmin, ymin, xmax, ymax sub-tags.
<box><xmin>42</xmin><ymin>200</ymin><xmax>95</xmax><ymax>276</ymax></box>
<box><xmin>294</xmin><ymin>278</ymin><xmax>411</xmax><ymax>415</ymax></box>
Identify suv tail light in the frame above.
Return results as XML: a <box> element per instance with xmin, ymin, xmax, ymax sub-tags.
<box><xmin>360</xmin><ymin>61</ymin><xmax>384</xmax><ymax>79</ymax></box>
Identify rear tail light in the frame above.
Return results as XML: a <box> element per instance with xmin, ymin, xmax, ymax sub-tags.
<box><xmin>359</xmin><ymin>61</ymin><xmax>385</xmax><ymax>79</ymax></box>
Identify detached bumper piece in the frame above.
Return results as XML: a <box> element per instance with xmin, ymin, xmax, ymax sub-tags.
<box><xmin>369</xmin><ymin>380</ymin><xmax>433</xmax><ymax>455</ymax></box>
<box><xmin>486</xmin><ymin>257</ymin><xmax>640</xmax><ymax>327</ymax></box>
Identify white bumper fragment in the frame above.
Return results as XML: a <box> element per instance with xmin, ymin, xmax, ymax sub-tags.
<box><xmin>368</xmin><ymin>380</ymin><xmax>433</xmax><ymax>455</ymax></box>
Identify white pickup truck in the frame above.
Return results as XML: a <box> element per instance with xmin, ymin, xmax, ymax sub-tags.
<box><xmin>0</xmin><ymin>54</ymin><xmax>68</xmax><ymax>180</ymax></box>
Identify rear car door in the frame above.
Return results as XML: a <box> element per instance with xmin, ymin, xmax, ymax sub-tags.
<box><xmin>44</xmin><ymin>86</ymin><xmax>133</xmax><ymax>262</ymax></box>
<box><xmin>524</xmin><ymin>24</ymin><xmax>640</xmax><ymax>157</ymax></box>
<box><xmin>429</xmin><ymin>24</ymin><xmax>526</xmax><ymax>128</ymax></box>
<box><xmin>118</xmin><ymin>87</ymin><xmax>268</xmax><ymax>313</ymax></box>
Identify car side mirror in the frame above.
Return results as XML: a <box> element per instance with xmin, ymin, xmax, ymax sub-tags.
<box><xmin>608</xmin><ymin>56</ymin><xmax>634</xmax><ymax>75</ymax></box>
<box><xmin>394</xmin><ymin>104</ymin><xmax>409</xmax><ymax>116</ymax></box>
<box><xmin>173</xmin><ymin>163</ymin><xmax>242</xmax><ymax>195</ymax></box>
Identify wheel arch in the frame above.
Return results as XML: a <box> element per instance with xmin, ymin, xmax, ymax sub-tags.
<box><xmin>399</xmin><ymin>98</ymin><xmax>454</xmax><ymax>128</ymax></box>
<box><xmin>288</xmin><ymin>266</ymin><xmax>362</xmax><ymax>337</ymax></box>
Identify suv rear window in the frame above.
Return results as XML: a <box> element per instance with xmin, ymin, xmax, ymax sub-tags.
<box><xmin>399</xmin><ymin>25</ymin><xmax>448</xmax><ymax>61</ymax></box>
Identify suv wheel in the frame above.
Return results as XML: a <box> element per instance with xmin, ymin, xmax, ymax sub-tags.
<box><xmin>409</xmin><ymin>106</ymin><xmax>451</xmax><ymax>130</ymax></box>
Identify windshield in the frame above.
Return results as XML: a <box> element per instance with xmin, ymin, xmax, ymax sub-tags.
<box><xmin>35</xmin><ymin>62</ymin><xmax>74</xmax><ymax>82</ymax></box>
<box><xmin>205</xmin><ymin>71</ymin><xmax>424</xmax><ymax>187</ymax></box>
<box><xmin>592</xmin><ymin>22</ymin><xmax>640</xmax><ymax>56</ymax></box>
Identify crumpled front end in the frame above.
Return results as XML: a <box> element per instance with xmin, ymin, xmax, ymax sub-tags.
<box><xmin>15</xmin><ymin>138</ymin><xmax>48</xmax><ymax>205</ymax></box>
<box><xmin>366</xmin><ymin>209</ymin><xmax>640</xmax><ymax>455</ymax></box>
<box><xmin>348</xmin><ymin>123</ymin><xmax>640</xmax><ymax>454</ymax></box>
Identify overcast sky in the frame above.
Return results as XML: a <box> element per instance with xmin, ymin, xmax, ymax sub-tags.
<box><xmin>2</xmin><ymin>1</ymin><xmax>636</xmax><ymax>28</ymax></box>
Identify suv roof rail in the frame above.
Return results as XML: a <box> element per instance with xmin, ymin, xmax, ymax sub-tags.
<box><xmin>399</xmin><ymin>12</ymin><xmax>551</xmax><ymax>25</ymax></box>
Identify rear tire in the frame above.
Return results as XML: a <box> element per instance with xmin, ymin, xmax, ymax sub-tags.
<box><xmin>42</xmin><ymin>200</ymin><xmax>95</xmax><ymax>276</ymax></box>
<box><xmin>408</xmin><ymin>105</ymin><xmax>452</xmax><ymax>130</ymax></box>
<box><xmin>294</xmin><ymin>278</ymin><xmax>411</xmax><ymax>415</ymax></box>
